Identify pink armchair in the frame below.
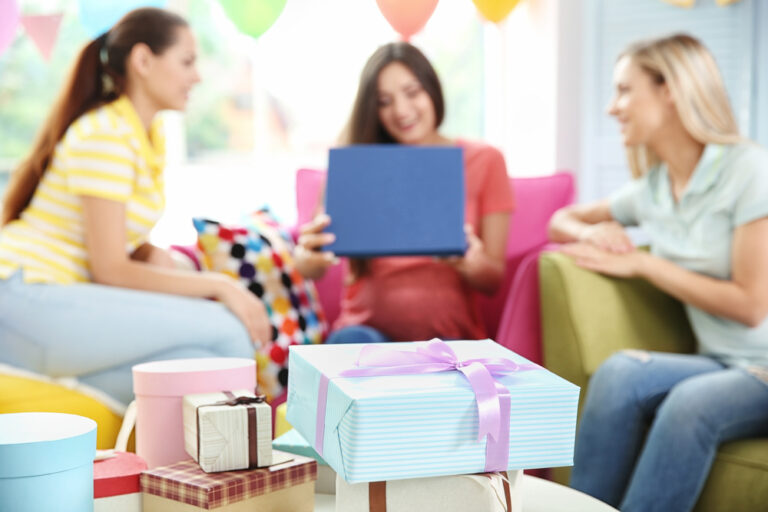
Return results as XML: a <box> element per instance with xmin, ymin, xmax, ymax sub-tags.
<box><xmin>294</xmin><ymin>168</ymin><xmax>575</xmax><ymax>365</ymax></box>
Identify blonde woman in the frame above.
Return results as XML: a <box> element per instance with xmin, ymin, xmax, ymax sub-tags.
<box><xmin>549</xmin><ymin>34</ymin><xmax>768</xmax><ymax>511</ymax></box>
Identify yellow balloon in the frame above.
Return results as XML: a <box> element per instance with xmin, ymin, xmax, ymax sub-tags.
<box><xmin>472</xmin><ymin>0</ymin><xmax>523</xmax><ymax>23</ymax></box>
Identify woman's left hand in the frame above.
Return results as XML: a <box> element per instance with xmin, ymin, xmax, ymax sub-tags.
<box><xmin>560</xmin><ymin>242</ymin><xmax>649</xmax><ymax>278</ymax></box>
<box><xmin>443</xmin><ymin>224</ymin><xmax>484</xmax><ymax>276</ymax></box>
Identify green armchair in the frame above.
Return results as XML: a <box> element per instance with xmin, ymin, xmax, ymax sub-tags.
<box><xmin>539</xmin><ymin>251</ymin><xmax>768</xmax><ymax>512</ymax></box>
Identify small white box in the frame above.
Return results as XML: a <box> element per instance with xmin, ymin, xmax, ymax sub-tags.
<box><xmin>183</xmin><ymin>389</ymin><xmax>271</xmax><ymax>472</ymax></box>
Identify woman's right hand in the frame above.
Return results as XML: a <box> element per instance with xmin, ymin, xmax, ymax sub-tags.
<box><xmin>294</xmin><ymin>214</ymin><xmax>338</xmax><ymax>279</ymax></box>
<box><xmin>214</xmin><ymin>277</ymin><xmax>272</xmax><ymax>347</ymax></box>
<box><xmin>579</xmin><ymin>221</ymin><xmax>634</xmax><ymax>253</ymax></box>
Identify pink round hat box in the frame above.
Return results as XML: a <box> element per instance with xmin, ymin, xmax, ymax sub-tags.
<box><xmin>132</xmin><ymin>358</ymin><xmax>256</xmax><ymax>468</ymax></box>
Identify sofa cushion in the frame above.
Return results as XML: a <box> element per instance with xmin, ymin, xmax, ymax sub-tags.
<box><xmin>0</xmin><ymin>367</ymin><xmax>124</xmax><ymax>449</ymax></box>
<box><xmin>193</xmin><ymin>210</ymin><xmax>327</xmax><ymax>400</ymax></box>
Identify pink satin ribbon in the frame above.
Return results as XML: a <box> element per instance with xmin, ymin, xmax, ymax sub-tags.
<box><xmin>314</xmin><ymin>339</ymin><xmax>539</xmax><ymax>472</ymax></box>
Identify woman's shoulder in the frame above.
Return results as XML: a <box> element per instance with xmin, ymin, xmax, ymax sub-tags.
<box><xmin>61</xmin><ymin>100</ymin><xmax>134</xmax><ymax>147</ymax></box>
<box><xmin>718</xmin><ymin>142</ymin><xmax>768</xmax><ymax>187</ymax></box>
<box><xmin>455</xmin><ymin>139</ymin><xmax>506</xmax><ymax>175</ymax></box>
<box><xmin>456</xmin><ymin>138</ymin><xmax>504</xmax><ymax>160</ymax></box>
<box><xmin>724</xmin><ymin>141</ymin><xmax>768</xmax><ymax>170</ymax></box>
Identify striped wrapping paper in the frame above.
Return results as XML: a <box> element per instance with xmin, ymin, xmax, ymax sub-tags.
<box><xmin>140</xmin><ymin>451</ymin><xmax>316</xmax><ymax>509</ymax></box>
<box><xmin>287</xmin><ymin>340</ymin><xmax>580</xmax><ymax>483</ymax></box>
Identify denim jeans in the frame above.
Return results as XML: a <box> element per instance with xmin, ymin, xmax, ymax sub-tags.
<box><xmin>570</xmin><ymin>351</ymin><xmax>768</xmax><ymax>512</ymax></box>
<box><xmin>325</xmin><ymin>325</ymin><xmax>391</xmax><ymax>344</ymax></box>
<box><xmin>0</xmin><ymin>272</ymin><xmax>254</xmax><ymax>405</ymax></box>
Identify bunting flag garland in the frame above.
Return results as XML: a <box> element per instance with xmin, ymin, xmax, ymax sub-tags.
<box><xmin>0</xmin><ymin>0</ymin><xmax>19</xmax><ymax>57</ymax></box>
<box><xmin>20</xmin><ymin>14</ymin><xmax>63</xmax><ymax>61</ymax></box>
<box><xmin>661</xmin><ymin>0</ymin><xmax>742</xmax><ymax>7</ymax></box>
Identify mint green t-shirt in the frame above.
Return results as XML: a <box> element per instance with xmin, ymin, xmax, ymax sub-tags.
<box><xmin>610</xmin><ymin>143</ymin><xmax>768</xmax><ymax>368</ymax></box>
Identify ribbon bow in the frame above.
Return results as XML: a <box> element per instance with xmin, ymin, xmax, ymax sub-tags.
<box><xmin>216</xmin><ymin>394</ymin><xmax>267</xmax><ymax>407</ymax></box>
<box><xmin>314</xmin><ymin>339</ymin><xmax>539</xmax><ymax>472</ymax></box>
<box><xmin>340</xmin><ymin>339</ymin><xmax>535</xmax><ymax>443</ymax></box>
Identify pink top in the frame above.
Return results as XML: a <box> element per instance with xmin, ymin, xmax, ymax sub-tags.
<box><xmin>334</xmin><ymin>140</ymin><xmax>515</xmax><ymax>341</ymax></box>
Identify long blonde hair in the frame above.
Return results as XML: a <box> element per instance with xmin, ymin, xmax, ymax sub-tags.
<box><xmin>619</xmin><ymin>34</ymin><xmax>742</xmax><ymax>177</ymax></box>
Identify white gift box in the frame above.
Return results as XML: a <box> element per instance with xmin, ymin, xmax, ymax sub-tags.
<box><xmin>183</xmin><ymin>389</ymin><xmax>271</xmax><ymax>472</ymax></box>
<box><xmin>336</xmin><ymin>470</ymin><xmax>522</xmax><ymax>512</ymax></box>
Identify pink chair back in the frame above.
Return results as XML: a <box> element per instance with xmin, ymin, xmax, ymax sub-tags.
<box><xmin>477</xmin><ymin>173</ymin><xmax>575</xmax><ymax>339</ymax></box>
<box><xmin>295</xmin><ymin>169</ymin><xmax>344</xmax><ymax>326</ymax></box>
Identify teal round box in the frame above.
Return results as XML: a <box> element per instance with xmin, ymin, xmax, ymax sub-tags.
<box><xmin>0</xmin><ymin>412</ymin><xmax>97</xmax><ymax>512</ymax></box>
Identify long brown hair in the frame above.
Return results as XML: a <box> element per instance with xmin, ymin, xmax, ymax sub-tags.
<box><xmin>343</xmin><ymin>41</ymin><xmax>445</xmax><ymax>145</ymax></box>
<box><xmin>1</xmin><ymin>8</ymin><xmax>187</xmax><ymax>226</ymax></box>
<box><xmin>341</xmin><ymin>42</ymin><xmax>445</xmax><ymax>278</ymax></box>
<box><xmin>619</xmin><ymin>34</ymin><xmax>741</xmax><ymax>178</ymax></box>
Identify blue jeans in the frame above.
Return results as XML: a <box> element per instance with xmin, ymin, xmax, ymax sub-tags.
<box><xmin>0</xmin><ymin>273</ymin><xmax>254</xmax><ymax>405</ymax></box>
<box><xmin>571</xmin><ymin>351</ymin><xmax>768</xmax><ymax>512</ymax></box>
<box><xmin>326</xmin><ymin>325</ymin><xmax>390</xmax><ymax>344</ymax></box>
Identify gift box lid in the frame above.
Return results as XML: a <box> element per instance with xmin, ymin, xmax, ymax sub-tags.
<box><xmin>0</xmin><ymin>412</ymin><xmax>96</xmax><ymax>478</ymax></box>
<box><xmin>272</xmin><ymin>429</ymin><xmax>327</xmax><ymax>466</ymax></box>
<box><xmin>132</xmin><ymin>358</ymin><xmax>256</xmax><ymax>397</ymax></box>
<box><xmin>140</xmin><ymin>450</ymin><xmax>317</xmax><ymax>509</ymax></box>
<box><xmin>287</xmin><ymin>339</ymin><xmax>580</xmax><ymax>482</ymax></box>
<box><xmin>94</xmin><ymin>451</ymin><xmax>147</xmax><ymax>498</ymax></box>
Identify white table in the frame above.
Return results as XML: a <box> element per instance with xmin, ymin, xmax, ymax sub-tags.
<box><xmin>314</xmin><ymin>475</ymin><xmax>618</xmax><ymax>511</ymax></box>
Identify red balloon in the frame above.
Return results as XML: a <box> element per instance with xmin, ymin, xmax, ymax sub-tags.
<box><xmin>375</xmin><ymin>0</ymin><xmax>439</xmax><ymax>41</ymax></box>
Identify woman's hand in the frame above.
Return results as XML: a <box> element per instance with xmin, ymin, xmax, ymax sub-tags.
<box><xmin>561</xmin><ymin>242</ymin><xmax>649</xmax><ymax>278</ymax></box>
<box><xmin>442</xmin><ymin>223</ymin><xmax>506</xmax><ymax>295</ymax></box>
<box><xmin>578</xmin><ymin>221</ymin><xmax>634</xmax><ymax>253</ymax></box>
<box><xmin>213</xmin><ymin>276</ymin><xmax>272</xmax><ymax>347</ymax></box>
<box><xmin>443</xmin><ymin>224</ymin><xmax>485</xmax><ymax>277</ymax></box>
<box><xmin>294</xmin><ymin>214</ymin><xmax>339</xmax><ymax>279</ymax></box>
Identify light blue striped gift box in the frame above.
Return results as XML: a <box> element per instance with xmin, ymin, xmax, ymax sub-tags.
<box><xmin>287</xmin><ymin>339</ymin><xmax>579</xmax><ymax>483</ymax></box>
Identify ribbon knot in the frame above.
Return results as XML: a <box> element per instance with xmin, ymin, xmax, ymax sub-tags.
<box><xmin>218</xmin><ymin>395</ymin><xmax>267</xmax><ymax>407</ymax></box>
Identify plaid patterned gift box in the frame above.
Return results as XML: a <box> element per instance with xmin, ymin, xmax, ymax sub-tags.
<box><xmin>140</xmin><ymin>450</ymin><xmax>316</xmax><ymax>511</ymax></box>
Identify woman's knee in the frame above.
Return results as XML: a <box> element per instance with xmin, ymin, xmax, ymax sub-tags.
<box><xmin>588</xmin><ymin>351</ymin><xmax>651</xmax><ymax>405</ymax></box>
<box><xmin>654</xmin><ymin>374</ymin><xmax>724</xmax><ymax>433</ymax></box>
<box><xmin>592</xmin><ymin>351</ymin><xmax>649</xmax><ymax>386</ymax></box>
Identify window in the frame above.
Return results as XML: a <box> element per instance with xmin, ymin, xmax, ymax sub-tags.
<box><xmin>0</xmin><ymin>0</ymin><xmax>486</xmax><ymax>245</ymax></box>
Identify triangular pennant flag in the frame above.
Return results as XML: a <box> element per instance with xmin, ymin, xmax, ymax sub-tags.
<box><xmin>0</xmin><ymin>0</ymin><xmax>20</xmax><ymax>57</ymax></box>
<box><xmin>20</xmin><ymin>13</ymin><xmax>63</xmax><ymax>61</ymax></box>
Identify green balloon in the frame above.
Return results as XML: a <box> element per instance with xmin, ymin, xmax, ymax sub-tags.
<box><xmin>219</xmin><ymin>0</ymin><xmax>287</xmax><ymax>39</ymax></box>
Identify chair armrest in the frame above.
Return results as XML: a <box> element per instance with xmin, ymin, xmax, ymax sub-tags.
<box><xmin>539</xmin><ymin>251</ymin><xmax>696</xmax><ymax>390</ymax></box>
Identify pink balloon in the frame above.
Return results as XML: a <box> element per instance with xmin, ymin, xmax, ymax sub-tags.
<box><xmin>375</xmin><ymin>0</ymin><xmax>439</xmax><ymax>41</ymax></box>
<box><xmin>0</xmin><ymin>0</ymin><xmax>20</xmax><ymax>57</ymax></box>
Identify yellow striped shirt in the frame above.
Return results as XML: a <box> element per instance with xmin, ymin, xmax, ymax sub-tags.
<box><xmin>0</xmin><ymin>96</ymin><xmax>166</xmax><ymax>284</ymax></box>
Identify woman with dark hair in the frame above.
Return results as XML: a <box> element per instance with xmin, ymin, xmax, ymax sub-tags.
<box><xmin>295</xmin><ymin>42</ymin><xmax>514</xmax><ymax>344</ymax></box>
<box><xmin>0</xmin><ymin>8</ymin><xmax>269</xmax><ymax>404</ymax></box>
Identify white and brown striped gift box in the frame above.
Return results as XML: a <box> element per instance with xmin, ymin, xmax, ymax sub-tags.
<box><xmin>183</xmin><ymin>390</ymin><xmax>271</xmax><ymax>473</ymax></box>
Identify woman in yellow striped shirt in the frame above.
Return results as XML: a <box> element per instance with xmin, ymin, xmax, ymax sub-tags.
<box><xmin>0</xmin><ymin>8</ymin><xmax>269</xmax><ymax>404</ymax></box>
